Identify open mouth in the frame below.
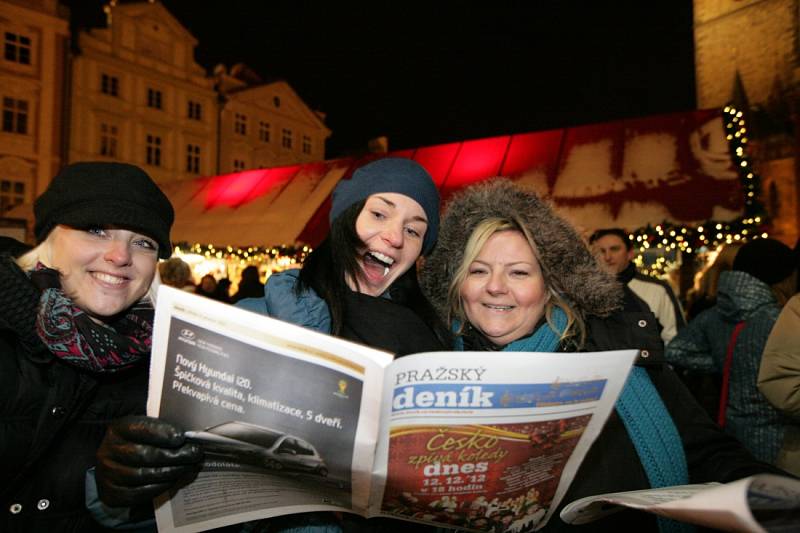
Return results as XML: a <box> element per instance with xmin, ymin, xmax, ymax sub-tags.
<box><xmin>363</xmin><ymin>251</ymin><xmax>395</xmax><ymax>277</ymax></box>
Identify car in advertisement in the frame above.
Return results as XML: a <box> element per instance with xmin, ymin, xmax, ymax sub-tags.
<box><xmin>185</xmin><ymin>421</ymin><xmax>328</xmax><ymax>477</ymax></box>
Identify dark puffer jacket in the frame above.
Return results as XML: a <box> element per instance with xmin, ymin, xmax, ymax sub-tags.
<box><xmin>0</xmin><ymin>255</ymin><xmax>149</xmax><ymax>533</ymax></box>
<box><xmin>420</xmin><ymin>180</ymin><xmax>782</xmax><ymax>532</ymax></box>
<box><xmin>667</xmin><ymin>270</ymin><xmax>787</xmax><ymax>463</ymax></box>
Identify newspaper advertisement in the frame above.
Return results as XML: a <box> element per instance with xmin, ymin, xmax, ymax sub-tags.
<box><xmin>368</xmin><ymin>350</ymin><xmax>637</xmax><ymax>531</ymax></box>
<box><xmin>560</xmin><ymin>473</ymin><xmax>800</xmax><ymax>532</ymax></box>
<box><xmin>148</xmin><ymin>286</ymin><xmax>638</xmax><ymax>532</ymax></box>
<box><xmin>148</xmin><ymin>287</ymin><xmax>393</xmax><ymax>532</ymax></box>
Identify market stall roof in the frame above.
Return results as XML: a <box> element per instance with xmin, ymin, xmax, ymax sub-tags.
<box><xmin>177</xmin><ymin>108</ymin><xmax>741</xmax><ymax>248</ymax></box>
<box><xmin>7</xmin><ymin>108</ymin><xmax>743</xmax><ymax>249</ymax></box>
<box><xmin>163</xmin><ymin>160</ymin><xmax>348</xmax><ymax>247</ymax></box>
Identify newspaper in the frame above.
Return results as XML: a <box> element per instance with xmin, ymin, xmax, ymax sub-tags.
<box><xmin>560</xmin><ymin>473</ymin><xmax>800</xmax><ymax>532</ymax></box>
<box><xmin>147</xmin><ymin>286</ymin><xmax>638</xmax><ymax>532</ymax></box>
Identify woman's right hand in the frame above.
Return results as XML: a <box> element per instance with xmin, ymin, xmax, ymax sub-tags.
<box><xmin>96</xmin><ymin>415</ymin><xmax>204</xmax><ymax>507</ymax></box>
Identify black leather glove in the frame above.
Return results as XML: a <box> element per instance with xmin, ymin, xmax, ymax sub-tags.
<box><xmin>96</xmin><ymin>415</ymin><xmax>204</xmax><ymax>508</ymax></box>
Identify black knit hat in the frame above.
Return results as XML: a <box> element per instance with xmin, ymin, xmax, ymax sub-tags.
<box><xmin>34</xmin><ymin>162</ymin><xmax>174</xmax><ymax>259</ymax></box>
<box><xmin>733</xmin><ymin>238</ymin><xmax>796</xmax><ymax>285</ymax></box>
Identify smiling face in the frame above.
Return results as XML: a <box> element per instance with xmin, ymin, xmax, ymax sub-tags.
<box><xmin>350</xmin><ymin>193</ymin><xmax>428</xmax><ymax>296</ymax></box>
<box><xmin>47</xmin><ymin>225</ymin><xmax>159</xmax><ymax>320</ymax></box>
<box><xmin>460</xmin><ymin>230</ymin><xmax>548</xmax><ymax>346</ymax></box>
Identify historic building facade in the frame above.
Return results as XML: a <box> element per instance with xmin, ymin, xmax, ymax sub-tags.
<box><xmin>0</xmin><ymin>0</ymin><xmax>68</xmax><ymax>213</ymax></box>
<box><xmin>69</xmin><ymin>1</ymin><xmax>218</xmax><ymax>183</ymax></box>
<box><xmin>215</xmin><ymin>64</ymin><xmax>330</xmax><ymax>173</ymax></box>
<box><xmin>67</xmin><ymin>1</ymin><xmax>329</xmax><ymax>184</ymax></box>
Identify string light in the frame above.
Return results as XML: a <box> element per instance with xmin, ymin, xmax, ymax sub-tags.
<box><xmin>170</xmin><ymin>242</ymin><xmax>312</xmax><ymax>287</ymax></box>
<box><xmin>169</xmin><ymin>107</ymin><xmax>768</xmax><ymax>282</ymax></box>
<box><xmin>628</xmin><ymin>104</ymin><xmax>768</xmax><ymax>277</ymax></box>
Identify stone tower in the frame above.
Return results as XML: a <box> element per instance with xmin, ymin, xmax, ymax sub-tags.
<box><xmin>694</xmin><ymin>0</ymin><xmax>800</xmax><ymax>245</ymax></box>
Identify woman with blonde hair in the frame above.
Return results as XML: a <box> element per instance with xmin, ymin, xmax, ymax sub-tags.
<box><xmin>421</xmin><ymin>179</ymin><xmax>781</xmax><ymax>532</ymax></box>
<box><xmin>0</xmin><ymin>162</ymin><xmax>198</xmax><ymax>532</ymax></box>
<box><xmin>685</xmin><ymin>241</ymin><xmax>743</xmax><ymax>320</ymax></box>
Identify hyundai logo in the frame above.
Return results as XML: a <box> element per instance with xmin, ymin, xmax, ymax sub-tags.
<box><xmin>180</xmin><ymin>329</ymin><xmax>195</xmax><ymax>340</ymax></box>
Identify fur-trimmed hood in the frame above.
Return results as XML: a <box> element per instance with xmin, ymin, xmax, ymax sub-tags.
<box><xmin>421</xmin><ymin>179</ymin><xmax>622</xmax><ymax>322</ymax></box>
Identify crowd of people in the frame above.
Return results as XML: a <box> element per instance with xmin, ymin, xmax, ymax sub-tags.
<box><xmin>1</xmin><ymin>159</ymin><xmax>798</xmax><ymax>533</ymax></box>
<box><xmin>159</xmin><ymin>259</ymin><xmax>265</xmax><ymax>303</ymax></box>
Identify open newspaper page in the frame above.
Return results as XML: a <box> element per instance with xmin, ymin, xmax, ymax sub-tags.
<box><xmin>367</xmin><ymin>350</ymin><xmax>638</xmax><ymax>532</ymax></box>
<box><xmin>147</xmin><ymin>286</ymin><xmax>393</xmax><ymax>533</ymax></box>
<box><xmin>560</xmin><ymin>473</ymin><xmax>800</xmax><ymax>532</ymax></box>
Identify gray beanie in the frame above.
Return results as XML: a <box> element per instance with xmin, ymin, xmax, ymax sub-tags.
<box><xmin>34</xmin><ymin>162</ymin><xmax>174</xmax><ymax>259</ymax></box>
<box><xmin>330</xmin><ymin>158</ymin><xmax>440</xmax><ymax>254</ymax></box>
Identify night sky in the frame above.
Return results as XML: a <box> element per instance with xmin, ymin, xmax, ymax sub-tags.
<box><xmin>64</xmin><ymin>1</ymin><xmax>696</xmax><ymax>158</ymax></box>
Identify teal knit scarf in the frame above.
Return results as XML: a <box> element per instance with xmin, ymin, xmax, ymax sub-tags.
<box><xmin>455</xmin><ymin>308</ymin><xmax>691</xmax><ymax>533</ymax></box>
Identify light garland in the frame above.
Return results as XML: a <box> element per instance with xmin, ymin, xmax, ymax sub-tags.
<box><xmin>169</xmin><ymin>242</ymin><xmax>311</xmax><ymax>287</ymax></box>
<box><xmin>629</xmin><ymin>104</ymin><xmax>768</xmax><ymax>277</ymax></box>
<box><xmin>168</xmin><ymin>106</ymin><xmax>766</xmax><ymax>281</ymax></box>
<box><xmin>172</xmin><ymin>242</ymin><xmax>311</xmax><ymax>266</ymax></box>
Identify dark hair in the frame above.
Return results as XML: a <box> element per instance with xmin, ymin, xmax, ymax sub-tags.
<box><xmin>240</xmin><ymin>265</ymin><xmax>260</xmax><ymax>283</ymax></box>
<box><xmin>298</xmin><ymin>200</ymin><xmax>450</xmax><ymax>346</ymax></box>
<box><xmin>589</xmin><ymin>228</ymin><xmax>632</xmax><ymax>250</ymax></box>
<box><xmin>298</xmin><ymin>200</ymin><xmax>366</xmax><ymax>334</ymax></box>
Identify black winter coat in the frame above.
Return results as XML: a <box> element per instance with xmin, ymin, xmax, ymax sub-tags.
<box><xmin>0</xmin><ymin>256</ymin><xmax>150</xmax><ymax>533</ymax></box>
<box><xmin>545</xmin><ymin>308</ymin><xmax>783</xmax><ymax>532</ymax></box>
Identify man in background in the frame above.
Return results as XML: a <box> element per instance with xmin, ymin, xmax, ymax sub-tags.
<box><xmin>590</xmin><ymin>228</ymin><xmax>686</xmax><ymax>344</ymax></box>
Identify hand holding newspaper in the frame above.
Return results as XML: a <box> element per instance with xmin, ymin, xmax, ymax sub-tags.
<box><xmin>146</xmin><ymin>287</ymin><xmax>799</xmax><ymax>532</ymax></box>
<box><xmin>147</xmin><ymin>287</ymin><xmax>635</xmax><ymax>532</ymax></box>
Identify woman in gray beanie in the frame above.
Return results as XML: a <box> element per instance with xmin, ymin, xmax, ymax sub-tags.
<box><xmin>235</xmin><ymin>158</ymin><xmax>450</xmax><ymax>533</ymax></box>
<box><xmin>0</xmin><ymin>162</ymin><xmax>203</xmax><ymax>532</ymax></box>
<box><xmin>237</xmin><ymin>156</ymin><xmax>449</xmax><ymax>353</ymax></box>
<box><xmin>420</xmin><ymin>179</ymin><xmax>781</xmax><ymax>532</ymax></box>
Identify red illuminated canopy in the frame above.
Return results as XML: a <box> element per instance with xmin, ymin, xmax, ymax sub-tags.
<box><xmin>164</xmin><ymin>108</ymin><xmax>741</xmax><ymax>247</ymax></box>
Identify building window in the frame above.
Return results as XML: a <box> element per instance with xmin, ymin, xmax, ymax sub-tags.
<box><xmin>147</xmin><ymin>88</ymin><xmax>163</xmax><ymax>110</ymax></box>
<box><xmin>234</xmin><ymin>113</ymin><xmax>247</xmax><ymax>135</ymax></box>
<box><xmin>281</xmin><ymin>128</ymin><xmax>292</xmax><ymax>149</ymax></box>
<box><xmin>188</xmin><ymin>100</ymin><xmax>202</xmax><ymax>120</ymax></box>
<box><xmin>0</xmin><ymin>179</ymin><xmax>24</xmax><ymax>213</ymax></box>
<box><xmin>186</xmin><ymin>144</ymin><xmax>200</xmax><ymax>174</ymax></box>
<box><xmin>233</xmin><ymin>159</ymin><xmax>246</xmax><ymax>171</ymax></box>
<box><xmin>2</xmin><ymin>97</ymin><xmax>28</xmax><ymax>134</ymax></box>
<box><xmin>101</xmin><ymin>73</ymin><xmax>119</xmax><ymax>97</ymax></box>
<box><xmin>273</xmin><ymin>96</ymin><xmax>281</xmax><ymax>108</ymax></box>
<box><xmin>302</xmin><ymin>135</ymin><xmax>312</xmax><ymax>155</ymax></box>
<box><xmin>146</xmin><ymin>134</ymin><xmax>162</xmax><ymax>166</ymax></box>
<box><xmin>259</xmin><ymin>121</ymin><xmax>270</xmax><ymax>142</ymax></box>
<box><xmin>99</xmin><ymin>122</ymin><xmax>118</xmax><ymax>157</ymax></box>
<box><xmin>4</xmin><ymin>32</ymin><xmax>31</xmax><ymax>65</ymax></box>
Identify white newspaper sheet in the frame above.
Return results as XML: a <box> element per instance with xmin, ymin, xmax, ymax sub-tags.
<box><xmin>560</xmin><ymin>473</ymin><xmax>800</xmax><ymax>532</ymax></box>
<box><xmin>368</xmin><ymin>350</ymin><xmax>638</xmax><ymax>531</ymax></box>
<box><xmin>147</xmin><ymin>286</ymin><xmax>639</xmax><ymax>533</ymax></box>
<box><xmin>148</xmin><ymin>286</ymin><xmax>392</xmax><ymax>532</ymax></box>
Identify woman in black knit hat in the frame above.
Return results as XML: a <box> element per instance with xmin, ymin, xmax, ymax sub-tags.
<box><xmin>96</xmin><ymin>157</ymin><xmax>451</xmax><ymax>533</ymax></box>
<box><xmin>0</xmin><ymin>162</ymin><xmax>202</xmax><ymax>532</ymax></box>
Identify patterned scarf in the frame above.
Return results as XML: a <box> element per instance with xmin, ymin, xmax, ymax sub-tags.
<box><xmin>30</xmin><ymin>264</ymin><xmax>154</xmax><ymax>373</ymax></box>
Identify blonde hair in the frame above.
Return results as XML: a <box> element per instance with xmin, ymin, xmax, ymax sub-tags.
<box><xmin>687</xmin><ymin>242</ymin><xmax>743</xmax><ymax>308</ymax></box>
<box><xmin>446</xmin><ymin>217</ymin><xmax>585</xmax><ymax>346</ymax></box>
<box><xmin>15</xmin><ymin>227</ymin><xmax>160</xmax><ymax>306</ymax></box>
<box><xmin>16</xmin><ymin>243</ymin><xmax>48</xmax><ymax>273</ymax></box>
